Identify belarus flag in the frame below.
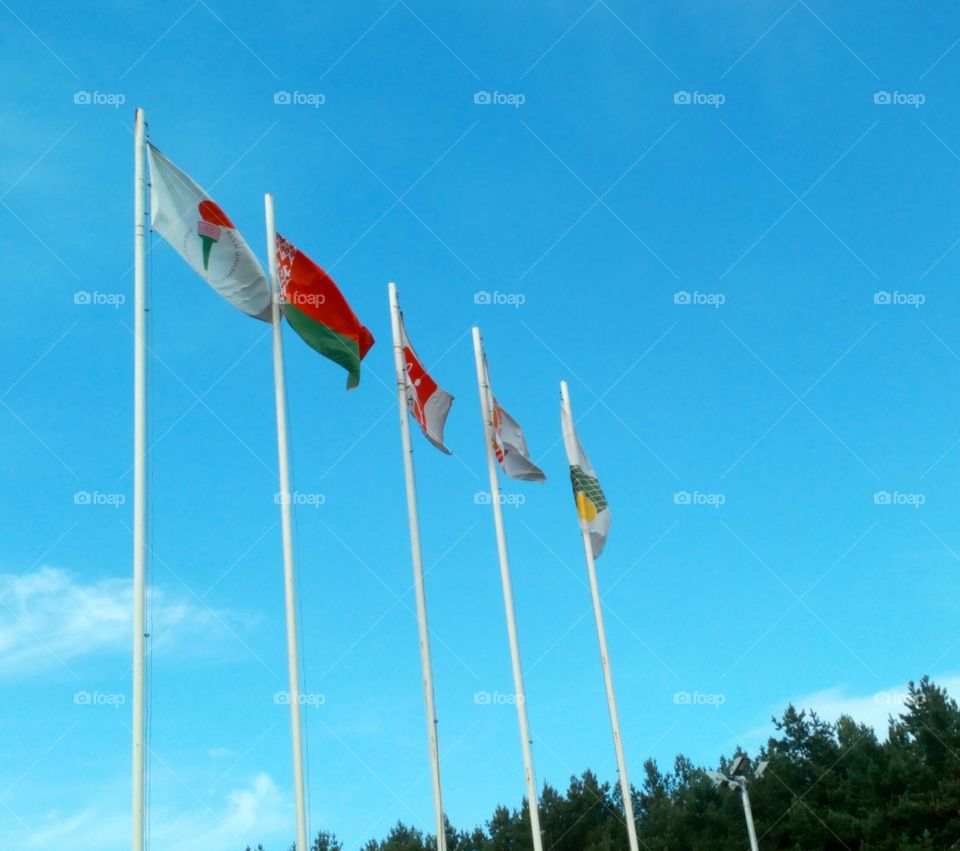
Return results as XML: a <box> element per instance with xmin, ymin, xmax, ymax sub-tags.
<box><xmin>276</xmin><ymin>234</ymin><xmax>374</xmax><ymax>389</ymax></box>
<box><xmin>398</xmin><ymin>315</ymin><xmax>453</xmax><ymax>453</ymax></box>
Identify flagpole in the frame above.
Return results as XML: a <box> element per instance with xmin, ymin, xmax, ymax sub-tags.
<box><xmin>560</xmin><ymin>381</ymin><xmax>639</xmax><ymax>851</ymax></box>
<box><xmin>131</xmin><ymin>105</ymin><xmax>147</xmax><ymax>851</ymax></box>
<box><xmin>264</xmin><ymin>193</ymin><xmax>310</xmax><ymax>851</ymax></box>
<box><xmin>388</xmin><ymin>282</ymin><xmax>448</xmax><ymax>851</ymax></box>
<box><xmin>471</xmin><ymin>327</ymin><xmax>544</xmax><ymax>851</ymax></box>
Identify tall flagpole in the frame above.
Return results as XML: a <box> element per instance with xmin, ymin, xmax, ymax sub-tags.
<box><xmin>471</xmin><ymin>327</ymin><xmax>544</xmax><ymax>851</ymax></box>
<box><xmin>264</xmin><ymin>193</ymin><xmax>310</xmax><ymax>851</ymax></box>
<box><xmin>388</xmin><ymin>283</ymin><xmax>447</xmax><ymax>851</ymax></box>
<box><xmin>131</xmin><ymin>105</ymin><xmax>147</xmax><ymax>851</ymax></box>
<box><xmin>560</xmin><ymin>381</ymin><xmax>639</xmax><ymax>851</ymax></box>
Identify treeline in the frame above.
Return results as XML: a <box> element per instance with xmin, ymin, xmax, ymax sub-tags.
<box><xmin>247</xmin><ymin>676</ymin><xmax>960</xmax><ymax>850</ymax></box>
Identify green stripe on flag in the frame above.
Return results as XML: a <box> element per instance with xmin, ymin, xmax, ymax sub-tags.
<box><xmin>284</xmin><ymin>302</ymin><xmax>362</xmax><ymax>388</ymax></box>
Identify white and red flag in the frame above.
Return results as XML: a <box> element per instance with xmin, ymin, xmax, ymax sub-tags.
<box><xmin>399</xmin><ymin>315</ymin><xmax>453</xmax><ymax>453</ymax></box>
<box><xmin>488</xmin><ymin>383</ymin><xmax>546</xmax><ymax>482</ymax></box>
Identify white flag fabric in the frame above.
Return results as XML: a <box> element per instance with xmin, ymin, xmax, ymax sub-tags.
<box><xmin>561</xmin><ymin>389</ymin><xmax>611</xmax><ymax>558</ymax></box>
<box><xmin>490</xmin><ymin>391</ymin><xmax>546</xmax><ymax>482</ymax></box>
<box><xmin>147</xmin><ymin>144</ymin><xmax>271</xmax><ymax>321</ymax></box>
<box><xmin>399</xmin><ymin>315</ymin><xmax>453</xmax><ymax>453</ymax></box>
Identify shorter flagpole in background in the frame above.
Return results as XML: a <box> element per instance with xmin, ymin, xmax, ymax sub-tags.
<box><xmin>265</xmin><ymin>193</ymin><xmax>310</xmax><ymax>851</ymax></box>
<box><xmin>560</xmin><ymin>380</ymin><xmax>639</xmax><ymax>851</ymax></box>
<box><xmin>388</xmin><ymin>282</ymin><xmax>448</xmax><ymax>851</ymax></box>
<box><xmin>472</xmin><ymin>327</ymin><xmax>545</xmax><ymax>851</ymax></box>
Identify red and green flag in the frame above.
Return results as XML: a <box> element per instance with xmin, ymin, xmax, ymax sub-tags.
<box><xmin>276</xmin><ymin>234</ymin><xmax>374</xmax><ymax>389</ymax></box>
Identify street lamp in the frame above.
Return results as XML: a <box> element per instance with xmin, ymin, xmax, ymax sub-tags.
<box><xmin>707</xmin><ymin>758</ymin><xmax>767</xmax><ymax>851</ymax></box>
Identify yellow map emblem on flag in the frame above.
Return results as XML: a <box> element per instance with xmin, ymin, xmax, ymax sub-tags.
<box><xmin>576</xmin><ymin>490</ymin><xmax>599</xmax><ymax>522</ymax></box>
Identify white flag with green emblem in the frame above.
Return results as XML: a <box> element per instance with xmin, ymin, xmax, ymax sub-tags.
<box><xmin>147</xmin><ymin>143</ymin><xmax>271</xmax><ymax>321</ymax></box>
<box><xmin>561</xmin><ymin>383</ymin><xmax>611</xmax><ymax>558</ymax></box>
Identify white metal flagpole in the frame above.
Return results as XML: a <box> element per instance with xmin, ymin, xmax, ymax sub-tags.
<box><xmin>560</xmin><ymin>380</ymin><xmax>639</xmax><ymax>851</ymax></box>
<box><xmin>131</xmin><ymin>105</ymin><xmax>147</xmax><ymax>851</ymax></box>
<box><xmin>388</xmin><ymin>282</ymin><xmax>448</xmax><ymax>851</ymax></box>
<box><xmin>471</xmin><ymin>327</ymin><xmax>544</xmax><ymax>851</ymax></box>
<box><xmin>264</xmin><ymin>193</ymin><xmax>309</xmax><ymax>851</ymax></box>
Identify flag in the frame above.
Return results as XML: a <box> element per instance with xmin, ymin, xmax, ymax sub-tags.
<box><xmin>276</xmin><ymin>234</ymin><xmax>374</xmax><ymax>389</ymax></box>
<box><xmin>399</xmin><ymin>315</ymin><xmax>453</xmax><ymax>453</ymax></box>
<box><xmin>561</xmin><ymin>389</ymin><xmax>611</xmax><ymax>558</ymax></box>
<box><xmin>146</xmin><ymin>144</ymin><xmax>271</xmax><ymax>321</ymax></box>
<box><xmin>491</xmin><ymin>399</ymin><xmax>546</xmax><ymax>482</ymax></box>
<box><xmin>482</xmin><ymin>355</ymin><xmax>545</xmax><ymax>481</ymax></box>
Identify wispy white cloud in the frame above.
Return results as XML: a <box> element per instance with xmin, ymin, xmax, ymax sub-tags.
<box><xmin>0</xmin><ymin>567</ymin><xmax>253</xmax><ymax>677</ymax></box>
<box><xmin>731</xmin><ymin>674</ymin><xmax>960</xmax><ymax>753</ymax></box>
<box><xmin>20</xmin><ymin>772</ymin><xmax>291</xmax><ymax>851</ymax></box>
<box><xmin>788</xmin><ymin>675</ymin><xmax>960</xmax><ymax>735</ymax></box>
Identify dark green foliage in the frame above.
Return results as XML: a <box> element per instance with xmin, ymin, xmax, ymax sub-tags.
<box><xmin>249</xmin><ymin>677</ymin><xmax>960</xmax><ymax>850</ymax></box>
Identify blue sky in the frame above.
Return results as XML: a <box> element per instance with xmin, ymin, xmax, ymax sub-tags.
<box><xmin>3</xmin><ymin>1</ymin><xmax>960</xmax><ymax>848</ymax></box>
